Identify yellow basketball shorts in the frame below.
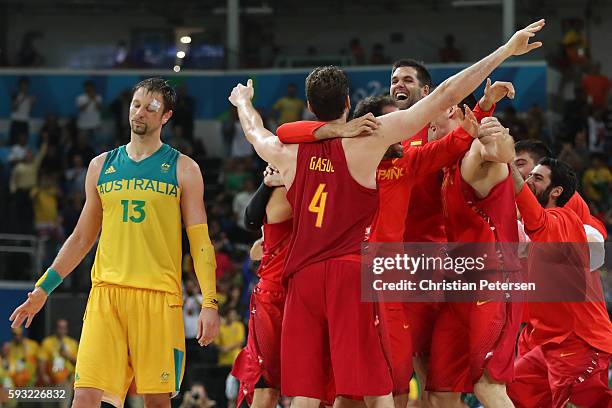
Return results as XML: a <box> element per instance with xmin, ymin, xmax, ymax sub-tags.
<box><xmin>74</xmin><ymin>285</ymin><xmax>185</xmax><ymax>407</ymax></box>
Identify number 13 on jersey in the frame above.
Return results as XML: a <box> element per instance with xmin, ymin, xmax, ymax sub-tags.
<box><xmin>308</xmin><ymin>183</ymin><xmax>328</xmax><ymax>228</ymax></box>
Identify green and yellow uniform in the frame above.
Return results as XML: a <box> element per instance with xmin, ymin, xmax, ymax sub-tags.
<box><xmin>75</xmin><ymin>144</ymin><xmax>186</xmax><ymax>407</ymax></box>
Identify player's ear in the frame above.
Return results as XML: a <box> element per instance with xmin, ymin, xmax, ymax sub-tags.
<box><xmin>550</xmin><ymin>186</ymin><xmax>563</xmax><ymax>202</ymax></box>
<box><xmin>162</xmin><ymin>109</ymin><xmax>173</xmax><ymax>125</ymax></box>
<box><xmin>422</xmin><ymin>84</ymin><xmax>431</xmax><ymax>96</ymax></box>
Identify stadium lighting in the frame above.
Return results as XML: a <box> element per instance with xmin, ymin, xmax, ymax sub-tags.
<box><xmin>180</xmin><ymin>36</ymin><xmax>192</xmax><ymax>44</ymax></box>
<box><xmin>176</xmin><ymin>51</ymin><xmax>186</xmax><ymax>59</ymax></box>
<box><xmin>173</xmin><ymin>65</ymin><xmax>181</xmax><ymax>72</ymax></box>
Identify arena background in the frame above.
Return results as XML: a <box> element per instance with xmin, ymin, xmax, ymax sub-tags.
<box><xmin>0</xmin><ymin>0</ymin><xmax>610</xmax><ymax>407</ymax></box>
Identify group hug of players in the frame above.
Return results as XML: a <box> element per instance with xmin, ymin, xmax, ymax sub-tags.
<box><xmin>228</xmin><ymin>19</ymin><xmax>612</xmax><ymax>408</ymax></box>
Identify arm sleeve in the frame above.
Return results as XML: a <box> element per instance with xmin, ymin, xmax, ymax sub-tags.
<box><xmin>186</xmin><ymin>224</ymin><xmax>218</xmax><ymax>310</ymax></box>
<box><xmin>276</xmin><ymin>121</ymin><xmax>326</xmax><ymax>143</ymax></box>
<box><xmin>473</xmin><ymin>102</ymin><xmax>496</xmax><ymax>123</ymax></box>
<box><xmin>405</xmin><ymin>126</ymin><xmax>474</xmax><ymax>178</ymax></box>
<box><xmin>244</xmin><ymin>182</ymin><xmax>274</xmax><ymax>231</ymax></box>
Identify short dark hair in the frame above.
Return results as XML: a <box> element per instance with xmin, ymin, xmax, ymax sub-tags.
<box><xmin>305</xmin><ymin>66</ymin><xmax>349</xmax><ymax>121</ymax></box>
<box><xmin>83</xmin><ymin>80</ymin><xmax>94</xmax><ymax>88</ymax></box>
<box><xmin>391</xmin><ymin>59</ymin><xmax>432</xmax><ymax>88</ymax></box>
<box><xmin>132</xmin><ymin>77</ymin><xmax>176</xmax><ymax>114</ymax></box>
<box><xmin>515</xmin><ymin>140</ymin><xmax>552</xmax><ymax>163</ymax></box>
<box><xmin>538</xmin><ymin>157</ymin><xmax>576</xmax><ymax>207</ymax></box>
<box><xmin>352</xmin><ymin>94</ymin><xmax>395</xmax><ymax>118</ymax></box>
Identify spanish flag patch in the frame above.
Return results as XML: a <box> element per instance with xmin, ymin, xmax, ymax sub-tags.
<box><xmin>410</xmin><ymin>140</ymin><xmax>423</xmax><ymax>146</ymax></box>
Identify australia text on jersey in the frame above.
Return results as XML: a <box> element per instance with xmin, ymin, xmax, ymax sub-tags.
<box><xmin>97</xmin><ymin>178</ymin><xmax>179</xmax><ymax>197</ymax></box>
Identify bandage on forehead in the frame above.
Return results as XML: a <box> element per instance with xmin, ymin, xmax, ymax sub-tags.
<box><xmin>149</xmin><ymin>98</ymin><xmax>162</xmax><ymax>112</ymax></box>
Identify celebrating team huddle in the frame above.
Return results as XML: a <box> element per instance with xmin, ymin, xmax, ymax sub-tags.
<box><xmin>8</xmin><ymin>17</ymin><xmax>611</xmax><ymax>408</ymax></box>
<box><xmin>229</xmin><ymin>19</ymin><xmax>612</xmax><ymax>408</ymax></box>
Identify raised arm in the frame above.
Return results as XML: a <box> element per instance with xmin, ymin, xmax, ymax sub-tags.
<box><xmin>407</xmin><ymin>106</ymin><xmax>479</xmax><ymax>177</ymax></box>
<box><xmin>477</xmin><ymin>78</ymin><xmax>515</xmax><ymax>112</ymax></box>
<box><xmin>377</xmin><ymin>20</ymin><xmax>544</xmax><ymax>148</ymax></box>
<box><xmin>178</xmin><ymin>155</ymin><xmax>220</xmax><ymax>346</ymax></box>
<box><xmin>229</xmin><ymin>79</ymin><xmax>292</xmax><ymax>168</ymax></box>
<box><xmin>477</xmin><ymin>117</ymin><xmax>516</xmax><ymax>163</ymax></box>
<box><xmin>460</xmin><ymin>117</ymin><xmax>514</xmax><ymax>198</ymax></box>
<box><xmin>10</xmin><ymin>153</ymin><xmax>105</xmax><ymax>328</ymax></box>
<box><xmin>511</xmin><ymin>162</ymin><xmax>561</xmax><ymax>242</ymax></box>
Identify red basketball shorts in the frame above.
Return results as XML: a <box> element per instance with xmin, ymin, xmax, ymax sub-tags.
<box><xmin>232</xmin><ymin>280</ymin><xmax>285</xmax><ymax>406</ymax></box>
<box><xmin>281</xmin><ymin>257</ymin><xmax>393</xmax><ymax>401</ymax></box>
<box><xmin>427</xmin><ymin>300</ymin><xmax>522</xmax><ymax>392</ymax></box>
<box><xmin>508</xmin><ymin>333</ymin><xmax>612</xmax><ymax>408</ymax></box>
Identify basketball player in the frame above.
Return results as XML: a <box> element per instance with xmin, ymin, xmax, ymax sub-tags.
<box><xmin>507</xmin><ymin>159</ymin><xmax>612</xmax><ymax>408</ymax></box>
<box><xmin>513</xmin><ymin>140</ymin><xmax>606</xmax><ymax>366</ymax></box>
<box><xmin>10</xmin><ymin>78</ymin><xmax>220</xmax><ymax>408</ymax></box>
<box><xmin>424</xmin><ymin>83</ymin><xmax>520</xmax><ymax>407</ymax></box>
<box><xmin>232</xmin><ymin>165</ymin><xmax>292</xmax><ymax>408</ymax></box>
<box><xmin>276</xmin><ymin>79</ymin><xmax>516</xmax><ymax>407</ymax></box>
<box><xmin>228</xmin><ymin>19</ymin><xmax>545</xmax><ymax>408</ymax></box>
<box><xmin>513</xmin><ymin>139</ymin><xmax>607</xmax><ymax>238</ymax></box>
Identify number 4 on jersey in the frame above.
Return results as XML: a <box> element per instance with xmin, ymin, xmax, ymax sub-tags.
<box><xmin>308</xmin><ymin>183</ymin><xmax>328</xmax><ymax>228</ymax></box>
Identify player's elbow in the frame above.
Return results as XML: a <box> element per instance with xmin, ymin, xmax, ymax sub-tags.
<box><xmin>70</xmin><ymin>228</ymin><xmax>99</xmax><ymax>252</ymax></box>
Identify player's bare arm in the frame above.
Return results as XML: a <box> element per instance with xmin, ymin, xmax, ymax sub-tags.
<box><xmin>477</xmin><ymin>118</ymin><xmax>516</xmax><ymax>163</ymax></box>
<box><xmin>478</xmin><ymin>78</ymin><xmax>516</xmax><ymax>112</ymax></box>
<box><xmin>250</xmin><ymin>237</ymin><xmax>264</xmax><ymax>261</ymax></box>
<box><xmin>178</xmin><ymin>154</ymin><xmax>220</xmax><ymax>346</ymax></box>
<box><xmin>263</xmin><ymin>166</ymin><xmax>292</xmax><ymax>224</ymax></box>
<box><xmin>473</xmin><ymin>79</ymin><xmax>517</xmax><ymax>164</ymax></box>
<box><xmin>229</xmin><ymin>79</ymin><xmax>297</xmax><ymax>186</ymax></box>
<box><xmin>9</xmin><ymin>153</ymin><xmax>106</xmax><ymax>328</ymax></box>
<box><xmin>460</xmin><ymin>117</ymin><xmax>514</xmax><ymax>198</ymax></box>
<box><xmin>457</xmin><ymin>77</ymin><xmax>517</xmax><ymax>198</ymax></box>
<box><xmin>361</xmin><ymin>20</ymin><xmax>545</xmax><ymax>160</ymax></box>
<box><xmin>510</xmin><ymin>162</ymin><xmax>526</xmax><ymax>194</ymax></box>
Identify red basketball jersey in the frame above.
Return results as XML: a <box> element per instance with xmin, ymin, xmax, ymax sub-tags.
<box><xmin>259</xmin><ymin>218</ymin><xmax>292</xmax><ymax>285</ymax></box>
<box><xmin>402</xmin><ymin>126</ymin><xmax>447</xmax><ymax>243</ymax></box>
<box><xmin>441</xmin><ymin>162</ymin><xmax>520</xmax><ymax>270</ymax></box>
<box><xmin>284</xmin><ymin>139</ymin><xmax>378</xmax><ymax>280</ymax></box>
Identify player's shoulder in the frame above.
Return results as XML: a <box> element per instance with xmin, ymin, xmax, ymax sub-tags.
<box><xmin>177</xmin><ymin>153</ymin><xmax>200</xmax><ymax>173</ymax></box>
<box><xmin>87</xmin><ymin>151</ymin><xmax>110</xmax><ymax>174</ymax></box>
<box><xmin>176</xmin><ymin>153</ymin><xmax>204</xmax><ymax>188</ymax></box>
